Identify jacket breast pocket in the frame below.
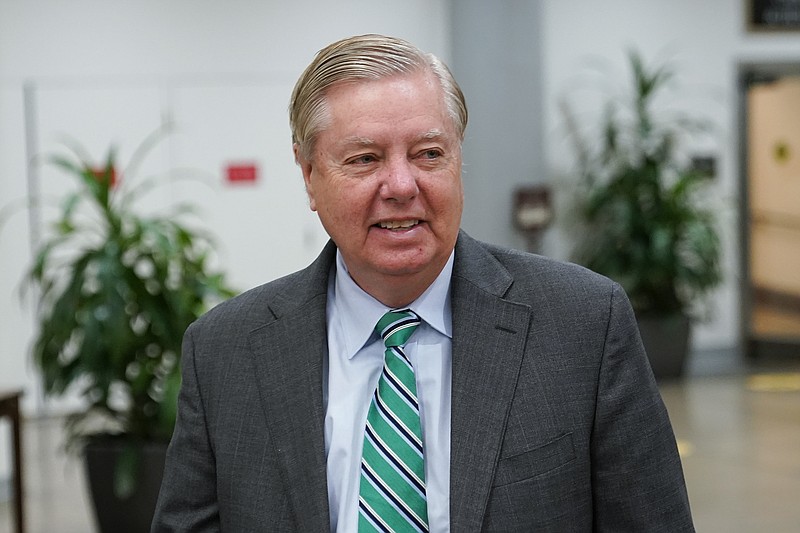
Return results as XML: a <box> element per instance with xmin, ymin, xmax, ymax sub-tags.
<box><xmin>493</xmin><ymin>432</ymin><xmax>576</xmax><ymax>487</ymax></box>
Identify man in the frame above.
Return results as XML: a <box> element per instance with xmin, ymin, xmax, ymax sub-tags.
<box><xmin>152</xmin><ymin>34</ymin><xmax>694</xmax><ymax>532</ymax></box>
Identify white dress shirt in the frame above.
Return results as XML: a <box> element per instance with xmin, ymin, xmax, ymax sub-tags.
<box><xmin>324</xmin><ymin>250</ymin><xmax>453</xmax><ymax>533</ymax></box>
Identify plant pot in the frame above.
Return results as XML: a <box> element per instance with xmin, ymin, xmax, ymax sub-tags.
<box><xmin>83</xmin><ymin>436</ymin><xmax>168</xmax><ymax>533</ymax></box>
<box><xmin>636</xmin><ymin>313</ymin><xmax>691</xmax><ymax>380</ymax></box>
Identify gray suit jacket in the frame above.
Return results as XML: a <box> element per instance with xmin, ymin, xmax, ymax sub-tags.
<box><xmin>152</xmin><ymin>231</ymin><xmax>694</xmax><ymax>532</ymax></box>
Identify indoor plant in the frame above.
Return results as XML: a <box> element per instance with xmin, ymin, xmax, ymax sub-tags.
<box><xmin>26</xmin><ymin>135</ymin><xmax>235</xmax><ymax>531</ymax></box>
<box><xmin>562</xmin><ymin>51</ymin><xmax>722</xmax><ymax>379</ymax></box>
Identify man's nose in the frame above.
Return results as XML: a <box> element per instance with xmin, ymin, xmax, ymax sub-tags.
<box><xmin>381</xmin><ymin>157</ymin><xmax>419</xmax><ymax>202</ymax></box>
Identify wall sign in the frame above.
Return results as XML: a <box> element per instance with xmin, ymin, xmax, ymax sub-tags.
<box><xmin>225</xmin><ymin>162</ymin><xmax>259</xmax><ymax>184</ymax></box>
<box><xmin>749</xmin><ymin>0</ymin><xmax>800</xmax><ymax>31</ymax></box>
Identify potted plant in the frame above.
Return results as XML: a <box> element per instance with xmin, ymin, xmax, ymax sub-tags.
<box><xmin>561</xmin><ymin>51</ymin><xmax>722</xmax><ymax>379</ymax></box>
<box><xmin>25</xmin><ymin>135</ymin><xmax>236</xmax><ymax>532</ymax></box>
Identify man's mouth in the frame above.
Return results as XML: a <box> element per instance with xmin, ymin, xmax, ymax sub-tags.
<box><xmin>378</xmin><ymin>220</ymin><xmax>419</xmax><ymax>230</ymax></box>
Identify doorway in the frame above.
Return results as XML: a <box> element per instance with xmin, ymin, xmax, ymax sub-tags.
<box><xmin>741</xmin><ymin>66</ymin><xmax>800</xmax><ymax>357</ymax></box>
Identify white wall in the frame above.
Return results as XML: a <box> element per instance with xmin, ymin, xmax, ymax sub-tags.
<box><xmin>541</xmin><ymin>0</ymin><xmax>800</xmax><ymax>351</ymax></box>
<box><xmin>0</xmin><ymin>1</ymin><xmax>452</xmax><ymax>482</ymax></box>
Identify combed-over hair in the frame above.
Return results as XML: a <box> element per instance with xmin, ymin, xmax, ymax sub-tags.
<box><xmin>289</xmin><ymin>34</ymin><xmax>468</xmax><ymax>161</ymax></box>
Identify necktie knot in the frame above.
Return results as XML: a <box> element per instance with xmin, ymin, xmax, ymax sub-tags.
<box><xmin>375</xmin><ymin>309</ymin><xmax>420</xmax><ymax>349</ymax></box>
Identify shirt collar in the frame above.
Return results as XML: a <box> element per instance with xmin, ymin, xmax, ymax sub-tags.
<box><xmin>333</xmin><ymin>250</ymin><xmax>454</xmax><ymax>360</ymax></box>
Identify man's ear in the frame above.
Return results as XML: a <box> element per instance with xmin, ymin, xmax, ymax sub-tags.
<box><xmin>294</xmin><ymin>143</ymin><xmax>317</xmax><ymax>212</ymax></box>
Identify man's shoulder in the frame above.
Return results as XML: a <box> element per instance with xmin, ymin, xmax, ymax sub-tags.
<box><xmin>457</xmin><ymin>233</ymin><xmax>615</xmax><ymax>295</ymax></box>
<box><xmin>192</xmin><ymin>243</ymin><xmax>335</xmax><ymax>333</ymax></box>
<box><xmin>457</xmin><ymin>235</ymin><xmax>624</xmax><ymax>324</ymax></box>
<box><xmin>489</xmin><ymin>242</ymin><xmax>609</xmax><ymax>283</ymax></box>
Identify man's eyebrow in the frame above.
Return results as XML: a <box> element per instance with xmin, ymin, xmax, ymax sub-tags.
<box><xmin>340</xmin><ymin>136</ymin><xmax>375</xmax><ymax>147</ymax></box>
<box><xmin>418</xmin><ymin>129</ymin><xmax>444</xmax><ymax>141</ymax></box>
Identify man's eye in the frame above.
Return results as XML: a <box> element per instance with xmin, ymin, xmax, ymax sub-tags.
<box><xmin>421</xmin><ymin>149</ymin><xmax>442</xmax><ymax>159</ymax></box>
<box><xmin>348</xmin><ymin>154</ymin><xmax>376</xmax><ymax>165</ymax></box>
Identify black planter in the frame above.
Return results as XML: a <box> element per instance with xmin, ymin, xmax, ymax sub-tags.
<box><xmin>636</xmin><ymin>314</ymin><xmax>691</xmax><ymax>380</ymax></box>
<box><xmin>83</xmin><ymin>437</ymin><xmax>168</xmax><ymax>533</ymax></box>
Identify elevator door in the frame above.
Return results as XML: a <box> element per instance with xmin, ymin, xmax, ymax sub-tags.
<box><xmin>746</xmin><ymin>75</ymin><xmax>800</xmax><ymax>352</ymax></box>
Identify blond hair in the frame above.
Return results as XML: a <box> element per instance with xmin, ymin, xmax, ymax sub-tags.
<box><xmin>289</xmin><ymin>34</ymin><xmax>468</xmax><ymax>160</ymax></box>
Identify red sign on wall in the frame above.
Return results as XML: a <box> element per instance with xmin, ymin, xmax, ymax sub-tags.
<box><xmin>225</xmin><ymin>163</ymin><xmax>259</xmax><ymax>184</ymax></box>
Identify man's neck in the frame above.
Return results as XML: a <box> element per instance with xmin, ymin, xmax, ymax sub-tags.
<box><xmin>338</xmin><ymin>251</ymin><xmax>455</xmax><ymax>309</ymax></box>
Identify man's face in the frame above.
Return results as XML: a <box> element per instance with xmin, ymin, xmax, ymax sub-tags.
<box><xmin>296</xmin><ymin>70</ymin><xmax>463</xmax><ymax>304</ymax></box>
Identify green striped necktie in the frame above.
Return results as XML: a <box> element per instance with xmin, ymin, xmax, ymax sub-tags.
<box><xmin>358</xmin><ymin>309</ymin><xmax>429</xmax><ymax>532</ymax></box>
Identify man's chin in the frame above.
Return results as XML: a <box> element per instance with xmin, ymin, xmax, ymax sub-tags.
<box><xmin>370</xmin><ymin>252</ymin><xmax>446</xmax><ymax>279</ymax></box>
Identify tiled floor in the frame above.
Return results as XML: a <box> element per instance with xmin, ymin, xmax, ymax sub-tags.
<box><xmin>0</xmin><ymin>414</ymin><xmax>92</xmax><ymax>533</ymax></box>
<box><xmin>661</xmin><ymin>373</ymin><xmax>800</xmax><ymax>532</ymax></box>
<box><xmin>1</xmin><ymin>353</ymin><xmax>799</xmax><ymax>532</ymax></box>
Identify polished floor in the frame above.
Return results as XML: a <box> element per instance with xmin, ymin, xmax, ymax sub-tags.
<box><xmin>0</xmin><ymin>352</ymin><xmax>799</xmax><ymax>532</ymax></box>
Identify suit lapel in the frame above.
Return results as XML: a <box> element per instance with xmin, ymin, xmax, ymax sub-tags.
<box><xmin>248</xmin><ymin>244</ymin><xmax>334</xmax><ymax>532</ymax></box>
<box><xmin>449</xmin><ymin>233</ymin><xmax>532</xmax><ymax>530</ymax></box>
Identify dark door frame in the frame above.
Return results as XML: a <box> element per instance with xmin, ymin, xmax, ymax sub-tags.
<box><xmin>738</xmin><ymin>61</ymin><xmax>800</xmax><ymax>358</ymax></box>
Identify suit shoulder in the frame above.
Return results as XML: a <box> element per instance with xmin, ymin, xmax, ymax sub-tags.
<box><xmin>482</xmin><ymin>241</ymin><xmax>616</xmax><ymax>295</ymax></box>
<box><xmin>191</xmin><ymin>266</ymin><xmax>326</xmax><ymax>335</ymax></box>
<box><xmin>474</xmin><ymin>242</ymin><xmax>634</xmax><ymax>345</ymax></box>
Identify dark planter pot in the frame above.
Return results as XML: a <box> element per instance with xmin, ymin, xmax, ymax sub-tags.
<box><xmin>636</xmin><ymin>313</ymin><xmax>691</xmax><ymax>380</ymax></box>
<box><xmin>83</xmin><ymin>436</ymin><xmax>168</xmax><ymax>533</ymax></box>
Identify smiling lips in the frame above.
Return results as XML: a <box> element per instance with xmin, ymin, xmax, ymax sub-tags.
<box><xmin>378</xmin><ymin>220</ymin><xmax>420</xmax><ymax>230</ymax></box>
